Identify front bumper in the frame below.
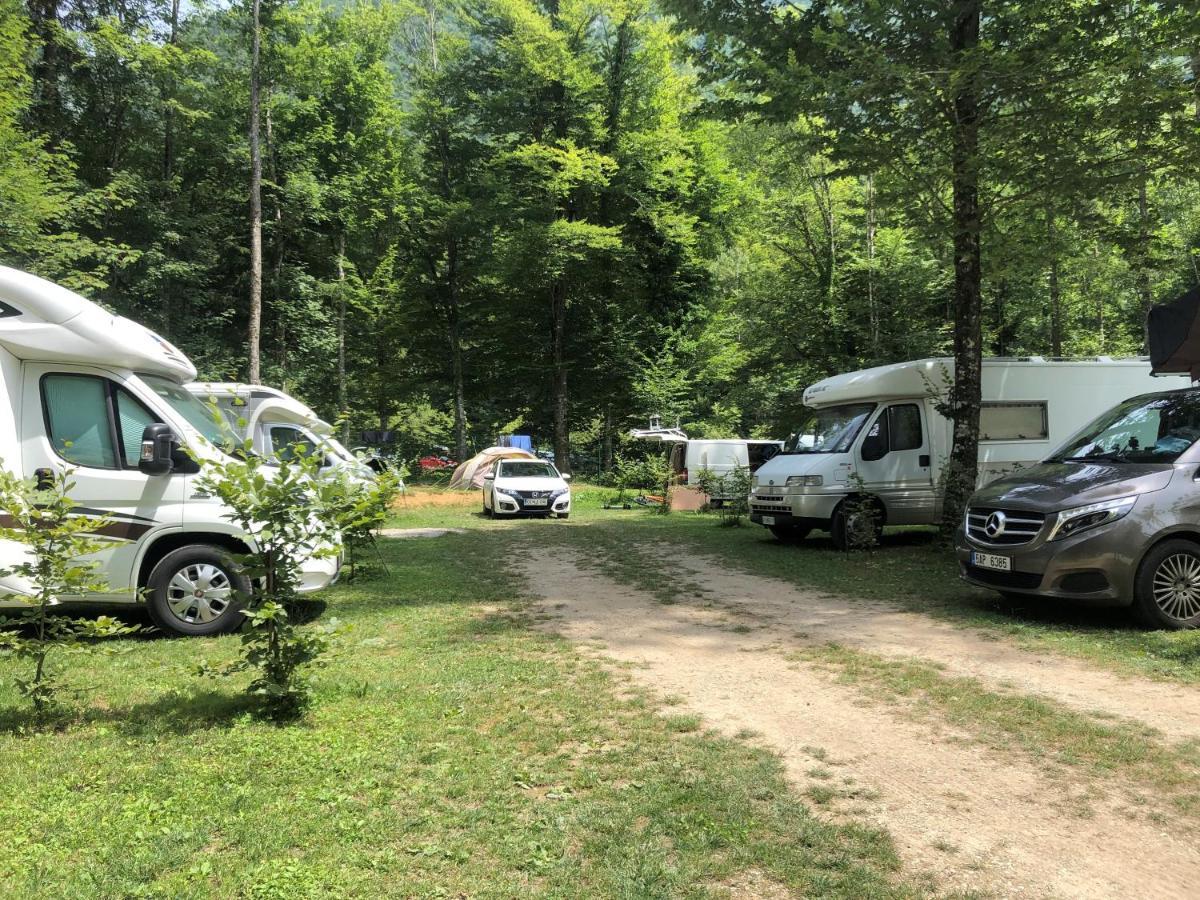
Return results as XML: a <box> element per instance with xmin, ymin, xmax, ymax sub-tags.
<box><xmin>749</xmin><ymin>490</ymin><xmax>844</xmax><ymax>529</ymax></box>
<box><xmin>493</xmin><ymin>492</ymin><xmax>571</xmax><ymax>516</ymax></box>
<box><xmin>955</xmin><ymin>519</ymin><xmax>1139</xmax><ymax>607</ymax></box>
<box><xmin>298</xmin><ymin>548</ymin><xmax>341</xmax><ymax>594</ymax></box>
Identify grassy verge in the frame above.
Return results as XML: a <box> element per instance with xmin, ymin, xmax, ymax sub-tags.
<box><xmin>791</xmin><ymin>643</ymin><xmax>1200</xmax><ymax>819</ymax></box>
<box><xmin>0</xmin><ymin>518</ymin><xmax>915</xmax><ymax>898</ymax></box>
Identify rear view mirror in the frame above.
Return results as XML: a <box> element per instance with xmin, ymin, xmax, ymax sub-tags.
<box><xmin>484</xmin><ymin>472</ymin><xmax>495</xmax><ymax>481</ymax></box>
<box><xmin>139</xmin><ymin>423</ymin><xmax>176</xmax><ymax>476</ymax></box>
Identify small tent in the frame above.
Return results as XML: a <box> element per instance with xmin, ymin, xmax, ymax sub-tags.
<box><xmin>1148</xmin><ymin>286</ymin><xmax>1200</xmax><ymax>379</ymax></box>
<box><xmin>448</xmin><ymin>446</ymin><xmax>536</xmax><ymax>490</ymax></box>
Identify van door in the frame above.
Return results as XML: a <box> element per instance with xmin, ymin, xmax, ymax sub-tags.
<box><xmin>853</xmin><ymin>402</ymin><xmax>936</xmax><ymax>525</ymax></box>
<box><xmin>21</xmin><ymin>364</ymin><xmax>185</xmax><ymax>599</ymax></box>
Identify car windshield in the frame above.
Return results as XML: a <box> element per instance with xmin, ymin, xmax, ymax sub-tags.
<box><xmin>783</xmin><ymin>403</ymin><xmax>876</xmax><ymax>454</ymax></box>
<box><xmin>138</xmin><ymin>374</ymin><xmax>228</xmax><ymax>445</ymax></box>
<box><xmin>1050</xmin><ymin>392</ymin><xmax>1200</xmax><ymax>464</ymax></box>
<box><xmin>500</xmin><ymin>461</ymin><xmax>557</xmax><ymax>478</ymax></box>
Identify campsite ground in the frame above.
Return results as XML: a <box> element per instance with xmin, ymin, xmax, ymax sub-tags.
<box><xmin>1</xmin><ymin>485</ymin><xmax>1200</xmax><ymax>896</ymax></box>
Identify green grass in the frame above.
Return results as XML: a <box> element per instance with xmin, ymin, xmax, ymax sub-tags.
<box><xmin>0</xmin><ymin>513</ymin><xmax>916</xmax><ymax>898</ymax></box>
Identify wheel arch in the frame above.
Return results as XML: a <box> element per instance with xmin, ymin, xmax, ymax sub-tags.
<box><xmin>833</xmin><ymin>492</ymin><xmax>888</xmax><ymax>527</ymax></box>
<box><xmin>136</xmin><ymin>532</ymin><xmax>253</xmax><ymax>591</ymax></box>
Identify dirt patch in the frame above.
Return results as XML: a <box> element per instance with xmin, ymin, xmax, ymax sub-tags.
<box><xmin>521</xmin><ymin>548</ymin><xmax>1200</xmax><ymax>899</ymax></box>
<box><xmin>378</xmin><ymin>527</ymin><xmax>467</xmax><ymax>539</ymax></box>
<box><xmin>662</xmin><ymin>550</ymin><xmax>1200</xmax><ymax>745</ymax></box>
<box><xmin>392</xmin><ymin>488</ymin><xmax>477</xmax><ymax>509</ymax></box>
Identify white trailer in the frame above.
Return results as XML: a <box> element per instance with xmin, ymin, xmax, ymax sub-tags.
<box><xmin>0</xmin><ymin>267</ymin><xmax>340</xmax><ymax>635</ymax></box>
<box><xmin>750</xmin><ymin>357</ymin><xmax>1191</xmax><ymax>548</ymax></box>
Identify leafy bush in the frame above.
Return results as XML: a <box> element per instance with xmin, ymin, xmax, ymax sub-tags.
<box><xmin>716</xmin><ymin>465</ymin><xmax>753</xmax><ymax>526</ymax></box>
<box><xmin>321</xmin><ymin>470</ymin><xmax>402</xmax><ymax>578</ymax></box>
<box><xmin>197</xmin><ymin>441</ymin><xmax>342</xmax><ymax>721</ymax></box>
<box><xmin>0</xmin><ymin>467</ymin><xmax>141</xmax><ymax>720</ymax></box>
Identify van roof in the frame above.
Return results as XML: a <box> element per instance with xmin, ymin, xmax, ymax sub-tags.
<box><xmin>802</xmin><ymin>356</ymin><xmax>1171</xmax><ymax>408</ymax></box>
<box><xmin>0</xmin><ymin>267</ymin><xmax>196</xmax><ymax>381</ymax></box>
<box><xmin>186</xmin><ymin>381</ymin><xmax>331</xmax><ymax>434</ymax></box>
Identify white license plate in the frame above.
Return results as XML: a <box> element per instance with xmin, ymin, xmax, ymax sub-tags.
<box><xmin>972</xmin><ymin>551</ymin><xmax>1011</xmax><ymax>572</ymax></box>
<box><xmin>524</xmin><ymin>498</ymin><xmax>548</xmax><ymax>507</ymax></box>
<box><xmin>761</xmin><ymin>515</ymin><xmax>776</xmax><ymax>525</ymax></box>
<box><xmin>759</xmin><ymin>494</ymin><xmax>782</xmax><ymax>501</ymax></box>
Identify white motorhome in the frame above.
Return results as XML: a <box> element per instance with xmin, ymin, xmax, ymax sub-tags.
<box><xmin>186</xmin><ymin>382</ymin><xmax>377</xmax><ymax>484</ymax></box>
<box><xmin>0</xmin><ymin>267</ymin><xmax>340</xmax><ymax>635</ymax></box>
<box><xmin>750</xmin><ymin>357</ymin><xmax>1191</xmax><ymax>548</ymax></box>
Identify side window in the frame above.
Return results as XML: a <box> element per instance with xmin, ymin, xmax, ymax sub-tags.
<box><xmin>980</xmin><ymin>402</ymin><xmax>1049</xmax><ymax>441</ymax></box>
<box><xmin>270</xmin><ymin>426</ymin><xmax>310</xmax><ymax>462</ymax></box>
<box><xmin>42</xmin><ymin>374</ymin><xmax>118</xmax><ymax>469</ymax></box>
<box><xmin>114</xmin><ymin>387</ymin><xmax>158</xmax><ymax>467</ymax></box>
<box><xmin>888</xmin><ymin>404</ymin><xmax>923</xmax><ymax>451</ymax></box>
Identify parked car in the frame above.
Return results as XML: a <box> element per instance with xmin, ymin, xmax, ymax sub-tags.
<box><xmin>0</xmin><ymin>266</ymin><xmax>339</xmax><ymax>636</ymax></box>
<box><xmin>483</xmin><ymin>458</ymin><xmax>572</xmax><ymax>518</ymax></box>
<box><xmin>750</xmin><ymin>356</ymin><xmax>1189</xmax><ymax>549</ymax></box>
<box><xmin>957</xmin><ymin>387</ymin><xmax>1200</xmax><ymax>630</ymax></box>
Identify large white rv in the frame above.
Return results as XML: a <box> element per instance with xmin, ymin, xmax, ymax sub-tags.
<box><xmin>0</xmin><ymin>267</ymin><xmax>340</xmax><ymax>635</ymax></box>
<box><xmin>186</xmin><ymin>382</ymin><xmax>376</xmax><ymax>483</ymax></box>
<box><xmin>750</xmin><ymin>357</ymin><xmax>1191</xmax><ymax>548</ymax></box>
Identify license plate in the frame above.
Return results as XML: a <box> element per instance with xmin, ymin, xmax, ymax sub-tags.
<box><xmin>524</xmin><ymin>498</ymin><xmax>548</xmax><ymax>507</ymax></box>
<box><xmin>759</xmin><ymin>495</ymin><xmax>782</xmax><ymax>501</ymax></box>
<box><xmin>762</xmin><ymin>516</ymin><xmax>776</xmax><ymax>525</ymax></box>
<box><xmin>972</xmin><ymin>551</ymin><xmax>1011</xmax><ymax>572</ymax></box>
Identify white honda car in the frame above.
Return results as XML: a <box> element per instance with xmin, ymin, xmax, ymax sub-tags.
<box><xmin>483</xmin><ymin>459</ymin><xmax>572</xmax><ymax>518</ymax></box>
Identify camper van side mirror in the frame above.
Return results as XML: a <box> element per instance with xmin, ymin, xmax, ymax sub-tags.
<box><xmin>860</xmin><ymin>424</ymin><xmax>888</xmax><ymax>462</ymax></box>
<box><xmin>139</xmin><ymin>423</ymin><xmax>176</xmax><ymax>476</ymax></box>
<box><xmin>484</xmin><ymin>472</ymin><xmax>495</xmax><ymax>481</ymax></box>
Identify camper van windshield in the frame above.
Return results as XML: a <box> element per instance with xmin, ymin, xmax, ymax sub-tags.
<box><xmin>783</xmin><ymin>403</ymin><xmax>876</xmax><ymax>454</ymax></box>
<box><xmin>139</xmin><ymin>374</ymin><xmax>228</xmax><ymax>445</ymax></box>
<box><xmin>1049</xmin><ymin>392</ymin><xmax>1200</xmax><ymax>465</ymax></box>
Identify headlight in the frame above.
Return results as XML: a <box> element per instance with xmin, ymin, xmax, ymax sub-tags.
<box><xmin>1047</xmin><ymin>496</ymin><xmax>1137</xmax><ymax>542</ymax></box>
<box><xmin>786</xmin><ymin>475</ymin><xmax>823</xmax><ymax>487</ymax></box>
<box><xmin>551</xmin><ymin>487</ymin><xmax>569</xmax><ymax>499</ymax></box>
<box><xmin>751</xmin><ymin>475</ymin><xmax>759</xmax><ymax>489</ymax></box>
<box><xmin>495</xmin><ymin>486</ymin><xmax>518</xmax><ymax>497</ymax></box>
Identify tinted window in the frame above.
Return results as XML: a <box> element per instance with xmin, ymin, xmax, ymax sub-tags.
<box><xmin>270</xmin><ymin>426</ymin><xmax>312</xmax><ymax>461</ymax></box>
<box><xmin>1053</xmin><ymin>392</ymin><xmax>1200</xmax><ymax>463</ymax></box>
<box><xmin>114</xmin><ymin>387</ymin><xmax>158</xmax><ymax>467</ymax></box>
<box><xmin>500</xmin><ymin>461</ymin><xmax>557</xmax><ymax>478</ymax></box>
<box><xmin>42</xmin><ymin>374</ymin><xmax>117</xmax><ymax>469</ymax></box>
<box><xmin>888</xmin><ymin>404</ymin><xmax>923</xmax><ymax>451</ymax></box>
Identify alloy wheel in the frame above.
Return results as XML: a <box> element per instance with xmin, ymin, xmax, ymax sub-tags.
<box><xmin>1151</xmin><ymin>553</ymin><xmax>1200</xmax><ymax>621</ymax></box>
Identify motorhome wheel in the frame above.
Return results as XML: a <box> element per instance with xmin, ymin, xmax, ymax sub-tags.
<box><xmin>146</xmin><ymin>545</ymin><xmax>249</xmax><ymax>636</ymax></box>
<box><xmin>1134</xmin><ymin>540</ymin><xmax>1200</xmax><ymax>630</ymax></box>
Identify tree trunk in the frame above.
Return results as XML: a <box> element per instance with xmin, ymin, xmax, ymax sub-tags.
<box><xmin>163</xmin><ymin>0</ymin><xmax>180</xmax><ymax>181</ymax></box>
<box><xmin>336</xmin><ymin>234</ymin><xmax>349</xmax><ymax>445</ymax></box>
<box><xmin>446</xmin><ymin>247</ymin><xmax>468</xmax><ymax>463</ymax></box>
<box><xmin>1135</xmin><ymin>177</ymin><xmax>1153</xmax><ymax>317</ymax></box>
<box><xmin>940</xmin><ymin>0</ymin><xmax>983</xmax><ymax>536</ymax></box>
<box><xmin>602</xmin><ymin>405</ymin><xmax>613</xmax><ymax>473</ymax></box>
<box><xmin>864</xmin><ymin>173</ymin><xmax>879</xmax><ymax>354</ymax></box>
<box><xmin>551</xmin><ymin>279</ymin><xmax>571</xmax><ymax>474</ymax></box>
<box><xmin>247</xmin><ymin>0</ymin><xmax>263</xmax><ymax>384</ymax></box>
<box><xmin>1047</xmin><ymin>205</ymin><xmax>1062</xmax><ymax>356</ymax></box>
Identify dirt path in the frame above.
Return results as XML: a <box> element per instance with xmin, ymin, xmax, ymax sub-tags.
<box><xmin>521</xmin><ymin>548</ymin><xmax>1200</xmax><ymax>899</ymax></box>
<box><xmin>662</xmin><ymin>550</ymin><xmax>1200</xmax><ymax>745</ymax></box>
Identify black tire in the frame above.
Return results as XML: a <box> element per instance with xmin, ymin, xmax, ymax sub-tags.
<box><xmin>558</xmin><ymin>513</ymin><xmax>570</xmax><ymax>519</ymax></box>
<box><xmin>1133</xmin><ymin>539</ymin><xmax>1200</xmax><ymax>630</ymax></box>
<box><xmin>769</xmin><ymin>525</ymin><xmax>810</xmax><ymax>544</ymax></box>
<box><xmin>831</xmin><ymin>501</ymin><xmax>883</xmax><ymax>552</ymax></box>
<box><xmin>145</xmin><ymin>545</ymin><xmax>249</xmax><ymax>637</ymax></box>
<box><xmin>483</xmin><ymin>492</ymin><xmax>494</xmax><ymax>518</ymax></box>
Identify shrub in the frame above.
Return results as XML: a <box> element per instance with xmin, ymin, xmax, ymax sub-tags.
<box><xmin>0</xmin><ymin>467</ymin><xmax>141</xmax><ymax>720</ymax></box>
<box><xmin>197</xmin><ymin>441</ymin><xmax>342</xmax><ymax>721</ymax></box>
<box><xmin>321</xmin><ymin>470</ymin><xmax>402</xmax><ymax>579</ymax></box>
<box><xmin>716</xmin><ymin>465</ymin><xmax>753</xmax><ymax>526</ymax></box>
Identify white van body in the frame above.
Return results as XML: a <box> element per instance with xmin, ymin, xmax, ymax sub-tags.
<box><xmin>0</xmin><ymin>267</ymin><xmax>339</xmax><ymax>634</ymax></box>
<box><xmin>750</xmin><ymin>357</ymin><xmax>1191</xmax><ymax>541</ymax></box>
<box><xmin>186</xmin><ymin>382</ymin><xmax>377</xmax><ymax>484</ymax></box>
<box><xmin>668</xmin><ymin>439</ymin><xmax>783</xmax><ymax>500</ymax></box>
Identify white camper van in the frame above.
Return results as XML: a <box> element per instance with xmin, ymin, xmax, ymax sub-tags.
<box><xmin>750</xmin><ymin>357</ymin><xmax>1190</xmax><ymax>548</ymax></box>
<box><xmin>668</xmin><ymin>439</ymin><xmax>782</xmax><ymax>501</ymax></box>
<box><xmin>186</xmin><ymin>382</ymin><xmax>377</xmax><ymax>484</ymax></box>
<box><xmin>0</xmin><ymin>267</ymin><xmax>340</xmax><ymax>635</ymax></box>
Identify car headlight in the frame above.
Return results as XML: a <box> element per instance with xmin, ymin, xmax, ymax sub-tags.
<box><xmin>751</xmin><ymin>475</ymin><xmax>759</xmax><ymax>489</ymax></box>
<box><xmin>1047</xmin><ymin>496</ymin><xmax>1137</xmax><ymax>542</ymax></box>
<box><xmin>786</xmin><ymin>475</ymin><xmax>823</xmax><ymax>487</ymax></box>
<box><xmin>495</xmin><ymin>486</ymin><xmax>518</xmax><ymax>497</ymax></box>
<box><xmin>551</xmin><ymin>487</ymin><xmax>569</xmax><ymax>499</ymax></box>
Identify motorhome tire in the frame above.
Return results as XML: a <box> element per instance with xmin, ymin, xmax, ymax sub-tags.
<box><xmin>145</xmin><ymin>545</ymin><xmax>249</xmax><ymax>637</ymax></box>
<box><xmin>769</xmin><ymin>525</ymin><xmax>810</xmax><ymax>543</ymax></box>
<box><xmin>1133</xmin><ymin>540</ymin><xmax>1200</xmax><ymax>630</ymax></box>
<box><xmin>831</xmin><ymin>501</ymin><xmax>883</xmax><ymax>552</ymax></box>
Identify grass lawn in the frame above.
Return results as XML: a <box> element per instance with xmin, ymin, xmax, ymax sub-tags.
<box><xmin>0</xmin><ymin>487</ymin><xmax>917</xmax><ymax>899</ymax></box>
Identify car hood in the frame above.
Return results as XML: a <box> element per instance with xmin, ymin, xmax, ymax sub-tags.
<box><xmin>970</xmin><ymin>460</ymin><xmax>1174</xmax><ymax>512</ymax></box>
<box><xmin>495</xmin><ymin>477</ymin><xmax>567</xmax><ymax>492</ymax></box>
<box><xmin>755</xmin><ymin>452</ymin><xmax>844</xmax><ymax>485</ymax></box>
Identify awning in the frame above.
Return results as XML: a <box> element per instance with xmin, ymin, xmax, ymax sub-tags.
<box><xmin>1147</xmin><ymin>285</ymin><xmax>1200</xmax><ymax>379</ymax></box>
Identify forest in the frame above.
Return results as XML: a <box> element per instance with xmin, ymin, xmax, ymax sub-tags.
<box><xmin>2</xmin><ymin>0</ymin><xmax>1199</xmax><ymax>493</ymax></box>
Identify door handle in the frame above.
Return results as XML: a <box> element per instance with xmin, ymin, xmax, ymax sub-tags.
<box><xmin>34</xmin><ymin>468</ymin><xmax>54</xmax><ymax>491</ymax></box>
<box><xmin>919</xmin><ymin>454</ymin><xmax>931</xmax><ymax>468</ymax></box>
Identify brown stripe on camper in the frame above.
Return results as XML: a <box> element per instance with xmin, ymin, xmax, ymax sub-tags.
<box><xmin>0</xmin><ymin>510</ymin><xmax>155</xmax><ymax>542</ymax></box>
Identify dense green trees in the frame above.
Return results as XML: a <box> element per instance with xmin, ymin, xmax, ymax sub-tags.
<box><xmin>1</xmin><ymin>0</ymin><xmax>1198</xmax><ymax>487</ymax></box>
